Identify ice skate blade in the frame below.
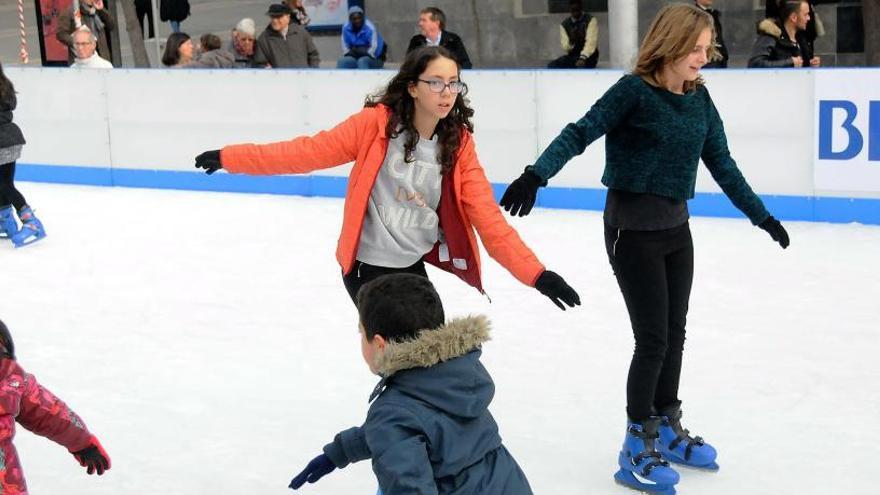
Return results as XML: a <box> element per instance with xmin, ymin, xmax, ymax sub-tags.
<box><xmin>614</xmin><ymin>469</ymin><xmax>676</xmax><ymax>495</ymax></box>
<box><xmin>13</xmin><ymin>232</ymin><xmax>46</xmax><ymax>248</ymax></box>
<box><xmin>666</xmin><ymin>458</ymin><xmax>719</xmax><ymax>472</ymax></box>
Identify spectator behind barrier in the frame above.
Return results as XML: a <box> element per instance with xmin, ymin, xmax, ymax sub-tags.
<box><xmin>338</xmin><ymin>6</ymin><xmax>386</xmax><ymax>69</ymax></box>
<box><xmin>547</xmin><ymin>0</ymin><xmax>599</xmax><ymax>69</ymax></box>
<box><xmin>253</xmin><ymin>3</ymin><xmax>320</xmax><ymax>68</ymax></box>
<box><xmin>188</xmin><ymin>34</ymin><xmax>235</xmax><ymax>68</ymax></box>
<box><xmin>695</xmin><ymin>0</ymin><xmax>728</xmax><ymax>68</ymax></box>
<box><xmin>71</xmin><ymin>28</ymin><xmax>113</xmax><ymax>69</ymax></box>
<box><xmin>229</xmin><ymin>18</ymin><xmax>257</xmax><ymax>68</ymax></box>
<box><xmin>284</xmin><ymin>0</ymin><xmax>311</xmax><ymax>26</ymax></box>
<box><xmin>57</xmin><ymin>0</ymin><xmax>116</xmax><ymax>67</ymax></box>
<box><xmin>766</xmin><ymin>0</ymin><xmax>823</xmax><ymax>48</ymax></box>
<box><xmin>748</xmin><ymin>0</ymin><xmax>819</xmax><ymax>68</ymax></box>
<box><xmin>135</xmin><ymin>0</ymin><xmax>155</xmax><ymax>39</ymax></box>
<box><xmin>406</xmin><ymin>7</ymin><xmax>472</xmax><ymax>69</ymax></box>
<box><xmin>160</xmin><ymin>0</ymin><xmax>191</xmax><ymax>34</ymax></box>
<box><xmin>162</xmin><ymin>32</ymin><xmax>194</xmax><ymax>67</ymax></box>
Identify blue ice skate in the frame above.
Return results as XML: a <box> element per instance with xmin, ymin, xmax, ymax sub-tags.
<box><xmin>0</xmin><ymin>205</ymin><xmax>17</xmax><ymax>240</ymax></box>
<box><xmin>11</xmin><ymin>206</ymin><xmax>46</xmax><ymax>248</ymax></box>
<box><xmin>614</xmin><ymin>417</ymin><xmax>679</xmax><ymax>495</ymax></box>
<box><xmin>657</xmin><ymin>403</ymin><xmax>719</xmax><ymax>471</ymax></box>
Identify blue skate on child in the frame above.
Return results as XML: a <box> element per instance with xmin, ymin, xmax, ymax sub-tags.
<box><xmin>0</xmin><ymin>205</ymin><xmax>17</xmax><ymax>240</ymax></box>
<box><xmin>11</xmin><ymin>206</ymin><xmax>46</xmax><ymax>248</ymax></box>
<box><xmin>657</xmin><ymin>403</ymin><xmax>718</xmax><ymax>471</ymax></box>
<box><xmin>614</xmin><ymin>417</ymin><xmax>680</xmax><ymax>495</ymax></box>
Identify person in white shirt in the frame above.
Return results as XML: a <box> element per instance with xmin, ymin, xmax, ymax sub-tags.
<box><xmin>71</xmin><ymin>29</ymin><xmax>113</xmax><ymax>69</ymax></box>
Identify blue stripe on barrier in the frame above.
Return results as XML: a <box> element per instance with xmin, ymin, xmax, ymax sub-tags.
<box><xmin>15</xmin><ymin>163</ymin><xmax>880</xmax><ymax>225</ymax></box>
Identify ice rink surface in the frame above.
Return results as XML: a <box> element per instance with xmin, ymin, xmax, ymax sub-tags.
<box><xmin>2</xmin><ymin>182</ymin><xmax>878</xmax><ymax>494</ymax></box>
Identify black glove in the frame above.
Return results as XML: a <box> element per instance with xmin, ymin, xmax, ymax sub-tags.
<box><xmin>758</xmin><ymin>215</ymin><xmax>789</xmax><ymax>249</ymax></box>
<box><xmin>289</xmin><ymin>454</ymin><xmax>336</xmax><ymax>490</ymax></box>
<box><xmin>500</xmin><ymin>168</ymin><xmax>546</xmax><ymax>217</ymax></box>
<box><xmin>195</xmin><ymin>149</ymin><xmax>223</xmax><ymax>175</ymax></box>
<box><xmin>72</xmin><ymin>436</ymin><xmax>111</xmax><ymax>476</ymax></box>
<box><xmin>535</xmin><ymin>270</ymin><xmax>581</xmax><ymax>310</ymax></box>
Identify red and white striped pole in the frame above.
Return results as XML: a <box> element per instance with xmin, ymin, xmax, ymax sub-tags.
<box><xmin>18</xmin><ymin>0</ymin><xmax>29</xmax><ymax>64</ymax></box>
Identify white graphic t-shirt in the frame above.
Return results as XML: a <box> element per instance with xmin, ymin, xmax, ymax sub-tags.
<box><xmin>356</xmin><ymin>132</ymin><xmax>442</xmax><ymax>268</ymax></box>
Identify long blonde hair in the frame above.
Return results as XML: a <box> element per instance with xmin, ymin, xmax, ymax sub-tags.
<box><xmin>633</xmin><ymin>4</ymin><xmax>717</xmax><ymax>93</ymax></box>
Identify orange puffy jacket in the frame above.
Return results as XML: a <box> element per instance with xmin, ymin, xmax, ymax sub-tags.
<box><xmin>221</xmin><ymin>104</ymin><xmax>545</xmax><ymax>293</ymax></box>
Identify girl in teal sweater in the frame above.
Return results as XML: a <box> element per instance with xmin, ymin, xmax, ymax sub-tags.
<box><xmin>500</xmin><ymin>5</ymin><xmax>789</xmax><ymax>495</ymax></box>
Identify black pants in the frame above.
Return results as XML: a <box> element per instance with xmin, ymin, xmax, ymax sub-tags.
<box><xmin>342</xmin><ymin>260</ymin><xmax>429</xmax><ymax>305</ymax></box>
<box><xmin>0</xmin><ymin>162</ymin><xmax>27</xmax><ymax>210</ymax></box>
<box><xmin>604</xmin><ymin>222</ymin><xmax>694</xmax><ymax>421</ymax></box>
<box><xmin>135</xmin><ymin>0</ymin><xmax>155</xmax><ymax>39</ymax></box>
<box><xmin>547</xmin><ymin>50</ymin><xmax>599</xmax><ymax>69</ymax></box>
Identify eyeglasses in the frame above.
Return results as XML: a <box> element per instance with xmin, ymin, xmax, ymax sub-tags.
<box><xmin>417</xmin><ymin>79</ymin><xmax>468</xmax><ymax>95</ymax></box>
<box><xmin>73</xmin><ymin>41</ymin><xmax>95</xmax><ymax>47</ymax></box>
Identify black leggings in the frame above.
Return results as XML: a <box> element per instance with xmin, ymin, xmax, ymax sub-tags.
<box><xmin>135</xmin><ymin>0</ymin><xmax>155</xmax><ymax>38</ymax></box>
<box><xmin>0</xmin><ymin>162</ymin><xmax>27</xmax><ymax>210</ymax></box>
<box><xmin>342</xmin><ymin>260</ymin><xmax>429</xmax><ymax>305</ymax></box>
<box><xmin>604</xmin><ymin>222</ymin><xmax>694</xmax><ymax>421</ymax></box>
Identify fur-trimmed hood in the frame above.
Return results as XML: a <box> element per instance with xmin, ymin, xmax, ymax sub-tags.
<box><xmin>373</xmin><ymin>315</ymin><xmax>494</xmax><ymax>419</ymax></box>
<box><xmin>757</xmin><ymin>18</ymin><xmax>783</xmax><ymax>39</ymax></box>
<box><xmin>375</xmin><ymin>315</ymin><xmax>491</xmax><ymax>376</ymax></box>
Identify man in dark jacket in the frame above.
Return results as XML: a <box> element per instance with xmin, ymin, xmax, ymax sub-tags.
<box><xmin>56</xmin><ymin>0</ymin><xmax>116</xmax><ymax>66</ymax></box>
<box><xmin>288</xmin><ymin>274</ymin><xmax>533</xmax><ymax>494</ymax></box>
<box><xmin>748</xmin><ymin>0</ymin><xmax>819</xmax><ymax>68</ymax></box>
<box><xmin>253</xmin><ymin>3</ymin><xmax>320</xmax><ymax>68</ymax></box>
<box><xmin>548</xmin><ymin>0</ymin><xmax>599</xmax><ymax>69</ymax></box>
<box><xmin>406</xmin><ymin>7</ymin><xmax>472</xmax><ymax>69</ymax></box>
<box><xmin>695</xmin><ymin>0</ymin><xmax>729</xmax><ymax>68</ymax></box>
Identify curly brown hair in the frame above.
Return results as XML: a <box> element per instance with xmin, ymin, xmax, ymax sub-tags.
<box><xmin>365</xmin><ymin>46</ymin><xmax>474</xmax><ymax>174</ymax></box>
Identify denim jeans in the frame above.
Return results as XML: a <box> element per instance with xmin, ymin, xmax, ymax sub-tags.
<box><xmin>337</xmin><ymin>55</ymin><xmax>383</xmax><ymax>69</ymax></box>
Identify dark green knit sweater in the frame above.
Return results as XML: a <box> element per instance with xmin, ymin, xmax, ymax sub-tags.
<box><xmin>530</xmin><ymin>74</ymin><xmax>769</xmax><ymax>225</ymax></box>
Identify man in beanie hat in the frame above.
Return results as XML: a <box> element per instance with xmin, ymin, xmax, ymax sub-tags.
<box><xmin>0</xmin><ymin>319</ymin><xmax>111</xmax><ymax>492</ymax></box>
<box><xmin>337</xmin><ymin>6</ymin><xmax>387</xmax><ymax>69</ymax></box>
<box><xmin>253</xmin><ymin>3</ymin><xmax>320</xmax><ymax>68</ymax></box>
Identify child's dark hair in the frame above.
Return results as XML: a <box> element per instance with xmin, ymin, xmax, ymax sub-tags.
<box><xmin>0</xmin><ymin>319</ymin><xmax>15</xmax><ymax>359</ymax></box>
<box><xmin>365</xmin><ymin>46</ymin><xmax>474</xmax><ymax>174</ymax></box>
<box><xmin>200</xmin><ymin>33</ymin><xmax>222</xmax><ymax>52</ymax></box>
<box><xmin>356</xmin><ymin>274</ymin><xmax>445</xmax><ymax>342</ymax></box>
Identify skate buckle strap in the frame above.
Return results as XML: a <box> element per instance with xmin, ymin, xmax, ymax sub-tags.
<box><xmin>669</xmin><ymin>427</ymin><xmax>704</xmax><ymax>461</ymax></box>
<box><xmin>632</xmin><ymin>451</ymin><xmax>669</xmax><ymax>476</ymax></box>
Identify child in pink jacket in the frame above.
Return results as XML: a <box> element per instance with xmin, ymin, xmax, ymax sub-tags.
<box><xmin>0</xmin><ymin>319</ymin><xmax>110</xmax><ymax>494</ymax></box>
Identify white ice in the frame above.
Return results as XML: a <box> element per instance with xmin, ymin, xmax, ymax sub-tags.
<box><xmin>3</xmin><ymin>182</ymin><xmax>878</xmax><ymax>495</ymax></box>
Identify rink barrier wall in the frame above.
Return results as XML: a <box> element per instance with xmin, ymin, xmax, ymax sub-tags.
<box><xmin>17</xmin><ymin>163</ymin><xmax>880</xmax><ymax>225</ymax></box>
<box><xmin>7</xmin><ymin>67</ymin><xmax>880</xmax><ymax>225</ymax></box>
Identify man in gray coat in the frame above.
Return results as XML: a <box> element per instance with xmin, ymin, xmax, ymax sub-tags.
<box><xmin>288</xmin><ymin>274</ymin><xmax>533</xmax><ymax>494</ymax></box>
<box><xmin>253</xmin><ymin>3</ymin><xmax>320</xmax><ymax>68</ymax></box>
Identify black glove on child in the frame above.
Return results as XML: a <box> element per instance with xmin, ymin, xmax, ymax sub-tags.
<box><xmin>758</xmin><ymin>215</ymin><xmax>790</xmax><ymax>249</ymax></box>
<box><xmin>195</xmin><ymin>149</ymin><xmax>223</xmax><ymax>175</ymax></box>
<box><xmin>72</xmin><ymin>436</ymin><xmax>111</xmax><ymax>476</ymax></box>
<box><xmin>500</xmin><ymin>168</ymin><xmax>546</xmax><ymax>217</ymax></box>
<box><xmin>289</xmin><ymin>453</ymin><xmax>336</xmax><ymax>490</ymax></box>
<box><xmin>535</xmin><ymin>270</ymin><xmax>581</xmax><ymax>310</ymax></box>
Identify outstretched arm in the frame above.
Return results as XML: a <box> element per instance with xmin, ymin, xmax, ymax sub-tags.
<box><xmin>198</xmin><ymin>108</ymin><xmax>376</xmax><ymax>176</ymax></box>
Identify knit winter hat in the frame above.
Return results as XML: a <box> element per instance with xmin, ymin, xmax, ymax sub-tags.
<box><xmin>348</xmin><ymin>5</ymin><xmax>365</xmax><ymax>18</ymax></box>
<box><xmin>357</xmin><ymin>274</ymin><xmax>445</xmax><ymax>342</ymax></box>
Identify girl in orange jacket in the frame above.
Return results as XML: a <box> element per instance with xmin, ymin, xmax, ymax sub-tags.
<box><xmin>195</xmin><ymin>46</ymin><xmax>579</xmax><ymax>309</ymax></box>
